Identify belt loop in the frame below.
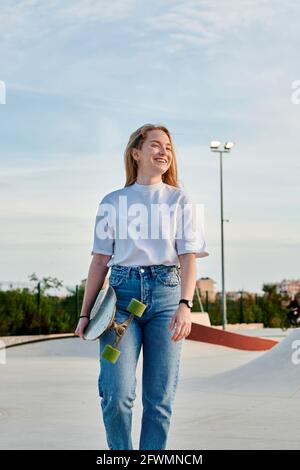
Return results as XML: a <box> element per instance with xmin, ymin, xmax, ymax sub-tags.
<box><xmin>127</xmin><ymin>267</ymin><xmax>132</xmax><ymax>279</ymax></box>
<box><xmin>150</xmin><ymin>266</ymin><xmax>156</xmax><ymax>278</ymax></box>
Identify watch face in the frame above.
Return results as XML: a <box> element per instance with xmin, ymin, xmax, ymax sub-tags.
<box><xmin>180</xmin><ymin>299</ymin><xmax>193</xmax><ymax>309</ymax></box>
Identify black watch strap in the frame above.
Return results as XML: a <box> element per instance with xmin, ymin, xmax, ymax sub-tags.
<box><xmin>179</xmin><ymin>299</ymin><xmax>193</xmax><ymax>309</ymax></box>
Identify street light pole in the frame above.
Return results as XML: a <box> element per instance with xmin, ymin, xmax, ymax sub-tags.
<box><xmin>210</xmin><ymin>141</ymin><xmax>235</xmax><ymax>330</ymax></box>
<box><xmin>219</xmin><ymin>150</ymin><xmax>227</xmax><ymax>329</ymax></box>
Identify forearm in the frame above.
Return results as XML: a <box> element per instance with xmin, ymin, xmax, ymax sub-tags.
<box><xmin>178</xmin><ymin>253</ymin><xmax>196</xmax><ymax>300</ymax></box>
<box><xmin>80</xmin><ymin>257</ymin><xmax>110</xmax><ymax>317</ymax></box>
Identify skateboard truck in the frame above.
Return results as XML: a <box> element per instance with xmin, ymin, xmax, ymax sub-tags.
<box><xmin>82</xmin><ymin>286</ymin><xmax>147</xmax><ymax>364</ymax></box>
<box><xmin>101</xmin><ymin>298</ymin><xmax>147</xmax><ymax>364</ymax></box>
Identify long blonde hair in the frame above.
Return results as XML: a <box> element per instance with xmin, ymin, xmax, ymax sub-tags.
<box><xmin>124</xmin><ymin>123</ymin><xmax>179</xmax><ymax>188</ymax></box>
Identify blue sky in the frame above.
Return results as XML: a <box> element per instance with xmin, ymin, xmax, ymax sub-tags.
<box><xmin>0</xmin><ymin>0</ymin><xmax>299</xmax><ymax>293</ymax></box>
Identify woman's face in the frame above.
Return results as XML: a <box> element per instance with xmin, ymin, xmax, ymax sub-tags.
<box><xmin>132</xmin><ymin>129</ymin><xmax>173</xmax><ymax>177</ymax></box>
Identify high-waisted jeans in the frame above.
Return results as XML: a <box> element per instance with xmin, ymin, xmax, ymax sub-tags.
<box><xmin>98</xmin><ymin>264</ymin><xmax>183</xmax><ymax>450</ymax></box>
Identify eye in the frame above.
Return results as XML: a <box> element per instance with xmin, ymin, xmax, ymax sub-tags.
<box><xmin>151</xmin><ymin>143</ymin><xmax>172</xmax><ymax>153</ymax></box>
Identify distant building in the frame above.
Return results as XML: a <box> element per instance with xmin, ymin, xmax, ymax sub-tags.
<box><xmin>196</xmin><ymin>277</ymin><xmax>216</xmax><ymax>302</ymax></box>
<box><xmin>226</xmin><ymin>291</ymin><xmax>241</xmax><ymax>301</ymax></box>
<box><xmin>224</xmin><ymin>291</ymin><xmax>256</xmax><ymax>301</ymax></box>
<box><xmin>279</xmin><ymin>279</ymin><xmax>300</xmax><ymax>297</ymax></box>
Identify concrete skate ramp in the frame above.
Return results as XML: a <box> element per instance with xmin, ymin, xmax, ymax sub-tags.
<box><xmin>197</xmin><ymin>329</ymin><xmax>300</xmax><ymax>397</ymax></box>
<box><xmin>189</xmin><ymin>322</ymin><xmax>277</xmax><ymax>351</ymax></box>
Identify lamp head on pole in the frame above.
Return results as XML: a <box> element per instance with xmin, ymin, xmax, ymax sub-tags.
<box><xmin>210</xmin><ymin>141</ymin><xmax>235</xmax><ymax>153</ymax></box>
<box><xmin>224</xmin><ymin>141</ymin><xmax>235</xmax><ymax>150</ymax></box>
<box><xmin>210</xmin><ymin>141</ymin><xmax>221</xmax><ymax>150</ymax></box>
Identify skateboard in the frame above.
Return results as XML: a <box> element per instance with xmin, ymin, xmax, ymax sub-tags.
<box><xmin>83</xmin><ymin>285</ymin><xmax>147</xmax><ymax>364</ymax></box>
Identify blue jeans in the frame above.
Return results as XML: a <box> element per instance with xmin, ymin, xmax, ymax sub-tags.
<box><xmin>98</xmin><ymin>264</ymin><xmax>183</xmax><ymax>450</ymax></box>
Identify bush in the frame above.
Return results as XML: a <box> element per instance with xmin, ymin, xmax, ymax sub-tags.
<box><xmin>0</xmin><ymin>285</ymin><xmax>84</xmax><ymax>336</ymax></box>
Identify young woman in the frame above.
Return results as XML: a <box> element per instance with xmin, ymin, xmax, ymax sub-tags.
<box><xmin>75</xmin><ymin>123</ymin><xmax>209</xmax><ymax>450</ymax></box>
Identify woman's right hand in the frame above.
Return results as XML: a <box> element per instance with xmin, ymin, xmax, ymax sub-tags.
<box><xmin>74</xmin><ymin>317</ymin><xmax>90</xmax><ymax>340</ymax></box>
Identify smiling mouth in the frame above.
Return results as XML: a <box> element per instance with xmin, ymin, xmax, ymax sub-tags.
<box><xmin>154</xmin><ymin>159</ymin><xmax>168</xmax><ymax>164</ymax></box>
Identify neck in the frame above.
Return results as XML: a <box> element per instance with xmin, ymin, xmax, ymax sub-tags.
<box><xmin>136</xmin><ymin>175</ymin><xmax>163</xmax><ymax>185</ymax></box>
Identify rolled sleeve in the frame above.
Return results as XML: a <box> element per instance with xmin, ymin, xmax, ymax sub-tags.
<box><xmin>175</xmin><ymin>193</ymin><xmax>209</xmax><ymax>259</ymax></box>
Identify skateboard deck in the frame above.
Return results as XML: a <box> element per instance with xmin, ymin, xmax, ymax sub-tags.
<box><xmin>83</xmin><ymin>286</ymin><xmax>117</xmax><ymax>341</ymax></box>
<box><xmin>83</xmin><ymin>285</ymin><xmax>147</xmax><ymax>363</ymax></box>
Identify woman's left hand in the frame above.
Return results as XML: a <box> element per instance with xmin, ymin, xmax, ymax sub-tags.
<box><xmin>169</xmin><ymin>304</ymin><xmax>192</xmax><ymax>342</ymax></box>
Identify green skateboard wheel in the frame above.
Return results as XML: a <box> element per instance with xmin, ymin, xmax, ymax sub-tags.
<box><xmin>101</xmin><ymin>344</ymin><xmax>121</xmax><ymax>363</ymax></box>
<box><xmin>127</xmin><ymin>298</ymin><xmax>147</xmax><ymax>318</ymax></box>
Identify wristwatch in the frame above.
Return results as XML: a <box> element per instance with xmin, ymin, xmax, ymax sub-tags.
<box><xmin>179</xmin><ymin>299</ymin><xmax>193</xmax><ymax>310</ymax></box>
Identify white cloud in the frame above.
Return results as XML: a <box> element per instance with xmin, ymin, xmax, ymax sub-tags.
<box><xmin>145</xmin><ymin>0</ymin><xmax>296</xmax><ymax>46</ymax></box>
<box><xmin>56</xmin><ymin>0</ymin><xmax>138</xmax><ymax>22</ymax></box>
<box><xmin>0</xmin><ymin>0</ymin><xmax>138</xmax><ymax>33</ymax></box>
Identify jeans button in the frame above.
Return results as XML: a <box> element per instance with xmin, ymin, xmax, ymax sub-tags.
<box><xmin>140</xmin><ymin>268</ymin><xmax>145</xmax><ymax>273</ymax></box>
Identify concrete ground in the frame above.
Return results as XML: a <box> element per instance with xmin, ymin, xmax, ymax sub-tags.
<box><xmin>0</xmin><ymin>329</ymin><xmax>299</xmax><ymax>450</ymax></box>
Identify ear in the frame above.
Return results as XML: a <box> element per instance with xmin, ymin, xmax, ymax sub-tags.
<box><xmin>131</xmin><ymin>148</ymin><xmax>139</xmax><ymax>163</ymax></box>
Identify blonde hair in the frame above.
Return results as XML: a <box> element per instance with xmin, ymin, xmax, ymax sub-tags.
<box><xmin>124</xmin><ymin>123</ymin><xmax>179</xmax><ymax>188</ymax></box>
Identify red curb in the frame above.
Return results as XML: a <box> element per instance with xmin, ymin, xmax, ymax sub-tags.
<box><xmin>188</xmin><ymin>323</ymin><xmax>278</xmax><ymax>351</ymax></box>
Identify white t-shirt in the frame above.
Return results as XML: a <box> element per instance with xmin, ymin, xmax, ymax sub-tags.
<box><xmin>91</xmin><ymin>180</ymin><xmax>209</xmax><ymax>267</ymax></box>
